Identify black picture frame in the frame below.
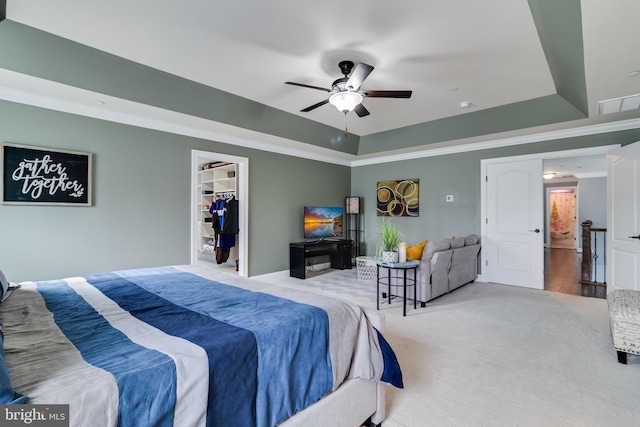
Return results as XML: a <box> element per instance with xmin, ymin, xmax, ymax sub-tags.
<box><xmin>1</xmin><ymin>143</ymin><xmax>92</xmax><ymax>206</ymax></box>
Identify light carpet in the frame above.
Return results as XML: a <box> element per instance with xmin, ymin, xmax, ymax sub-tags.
<box><xmin>255</xmin><ymin>268</ymin><xmax>640</xmax><ymax>427</ymax></box>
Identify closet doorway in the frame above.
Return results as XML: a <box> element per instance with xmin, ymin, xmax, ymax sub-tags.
<box><xmin>191</xmin><ymin>150</ymin><xmax>249</xmax><ymax>277</ymax></box>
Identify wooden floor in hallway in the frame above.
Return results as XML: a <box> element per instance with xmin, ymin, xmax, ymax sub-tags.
<box><xmin>544</xmin><ymin>247</ymin><xmax>605</xmax><ymax>298</ymax></box>
<box><xmin>544</xmin><ymin>248</ymin><xmax>581</xmax><ymax>296</ymax></box>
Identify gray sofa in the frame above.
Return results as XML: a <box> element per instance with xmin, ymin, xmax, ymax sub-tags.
<box><xmin>380</xmin><ymin>234</ymin><xmax>481</xmax><ymax>306</ymax></box>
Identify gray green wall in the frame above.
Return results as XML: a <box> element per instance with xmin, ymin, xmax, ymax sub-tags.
<box><xmin>0</xmin><ymin>100</ymin><xmax>350</xmax><ymax>281</ymax></box>
<box><xmin>4</xmin><ymin>96</ymin><xmax>636</xmax><ymax>283</ymax></box>
<box><xmin>353</xmin><ymin>153</ymin><xmax>479</xmax><ymax>255</ymax></box>
<box><xmin>0</xmin><ymin>19</ymin><xmax>354</xmax><ymax>281</ymax></box>
<box><xmin>352</xmin><ymin>131</ymin><xmax>640</xmax><ymax>256</ymax></box>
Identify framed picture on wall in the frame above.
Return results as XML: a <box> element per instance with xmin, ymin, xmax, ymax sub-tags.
<box><xmin>376</xmin><ymin>178</ymin><xmax>419</xmax><ymax>217</ymax></box>
<box><xmin>1</xmin><ymin>143</ymin><xmax>92</xmax><ymax>206</ymax></box>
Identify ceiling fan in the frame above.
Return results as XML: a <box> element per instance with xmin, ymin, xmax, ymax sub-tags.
<box><xmin>285</xmin><ymin>61</ymin><xmax>412</xmax><ymax>117</ymax></box>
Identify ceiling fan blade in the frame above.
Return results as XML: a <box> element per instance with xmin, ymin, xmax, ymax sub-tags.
<box><xmin>300</xmin><ymin>99</ymin><xmax>329</xmax><ymax>112</ymax></box>
<box><xmin>346</xmin><ymin>63</ymin><xmax>374</xmax><ymax>91</ymax></box>
<box><xmin>354</xmin><ymin>103</ymin><xmax>370</xmax><ymax>118</ymax></box>
<box><xmin>285</xmin><ymin>81</ymin><xmax>331</xmax><ymax>92</ymax></box>
<box><xmin>362</xmin><ymin>90</ymin><xmax>412</xmax><ymax>98</ymax></box>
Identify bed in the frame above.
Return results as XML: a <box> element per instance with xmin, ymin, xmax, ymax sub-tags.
<box><xmin>0</xmin><ymin>265</ymin><xmax>402</xmax><ymax>427</ymax></box>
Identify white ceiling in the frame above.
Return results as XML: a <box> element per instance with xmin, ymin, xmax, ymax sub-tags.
<box><xmin>5</xmin><ymin>0</ymin><xmax>640</xmax><ymax>138</ymax></box>
<box><xmin>543</xmin><ymin>154</ymin><xmax>606</xmax><ymax>180</ymax></box>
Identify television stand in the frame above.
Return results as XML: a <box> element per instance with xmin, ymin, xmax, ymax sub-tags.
<box><xmin>289</xmin><ymin>239</ymin><xmax>353</xmax><ymax>279</ymax></box>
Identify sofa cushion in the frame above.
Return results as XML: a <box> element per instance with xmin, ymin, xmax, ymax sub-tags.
<box><xmin>448</xmin><ymin>237</ymin><xmax>465</xmax><ymax>249</ymax></box>
<box><xmin>464</xmin><ymin>234</ymin><xmax>479</xmax><ymax>245</ymax></box>
<box><xmin>422</xmin><ymin>240</ymin><xmax>450</xmax><ymax>262</ymax></box>
<box><xmin>407</xmin><ymin>240</ymin><xmax>428</xmax><ymax>260</ymax></box>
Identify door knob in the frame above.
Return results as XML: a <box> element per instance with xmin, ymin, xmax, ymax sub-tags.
<box><xmin>529</xmin><ymin>229</ymin><xmax>541</xmax><ymax>233</ymax></box>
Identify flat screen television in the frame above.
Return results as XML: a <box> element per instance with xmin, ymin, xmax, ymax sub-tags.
<box><xmin>304</xmin><ymin>206</ymin><xmax>343</xmax><ymax>240</ymax></box>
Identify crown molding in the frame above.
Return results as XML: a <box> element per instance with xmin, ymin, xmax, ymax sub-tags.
<box><xmin>351</xmin><ymin>117</ymin><xmax>640</xmax><ymax>166</ymax></box>
<box><xmin>0</xmin><ymin>69</ymin><xmax>356</xmax><ymax>166</ymax></box>
<box><xmin>1</xmin><ymin>69</ymin><xmax>638</xmax><ymax>168</ymax></box>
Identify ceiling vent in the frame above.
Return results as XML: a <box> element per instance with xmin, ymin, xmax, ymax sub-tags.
<box><xmin>598</xmin><ymin>94</ymin><xmax>640</xmax><ymax>115</ymax></box>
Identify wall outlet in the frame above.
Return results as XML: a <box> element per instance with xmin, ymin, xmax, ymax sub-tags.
<box><xmin>446</xmin><ymin>195</ymin><xmax>454</xmax><ymax>203</ymax></box>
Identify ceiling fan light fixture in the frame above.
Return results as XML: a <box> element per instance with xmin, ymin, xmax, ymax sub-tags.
<box><xmin>329</xmin><ymin>91</ymin><xmax>363</xmax><ymax>114</ymax></box>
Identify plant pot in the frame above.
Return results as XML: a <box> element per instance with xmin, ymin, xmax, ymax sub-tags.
<box><xmin>382</xmin><ymin>250</ymin><xmax>399</xmax><ymax>263</ymax></box>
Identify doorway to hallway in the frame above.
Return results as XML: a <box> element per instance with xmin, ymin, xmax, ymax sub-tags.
<box><xmin>481</xmin><ymin>145</ymin><xmax>615</xmax><ymax>291</ymax></box>
<box><xmin>547</xmin><ymin>187</ymin><xmax>576</xmax><ymax>250</ymax></box>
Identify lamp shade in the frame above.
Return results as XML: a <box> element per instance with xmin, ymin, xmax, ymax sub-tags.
<box><xmin>329</xmin><ymin>91</ymin><xmax>363</xmax><ymax>114</ymax></box>
<box><xmin>346</xmin><ymin>196</ymin><xmax>360</xmax><ymax>214</ymax></box>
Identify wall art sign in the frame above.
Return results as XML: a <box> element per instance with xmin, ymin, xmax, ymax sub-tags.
<box><xmin>2</xmin><ymin>143</ymin><xmax>92</xmax><ymax>206</ymax></box>
<box><xmin>376</xmin><ymin>178</ymin><xmax>419</xmax><ymax>217</ymax></box>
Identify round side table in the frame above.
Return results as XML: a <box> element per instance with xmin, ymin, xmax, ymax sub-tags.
<box><xmin>376</xmin><ymin>260</ymin><xmax>420</xmax><ymax>316</ymax></box>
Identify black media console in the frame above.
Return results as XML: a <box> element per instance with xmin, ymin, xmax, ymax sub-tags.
<box><xmin>289</xmin><ymin>239</ymin><xmax>353</xmax><ymax>279</ymax></box>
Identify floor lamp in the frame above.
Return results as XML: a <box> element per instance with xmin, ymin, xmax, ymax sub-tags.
<box><xmin>345</xmin><ymin>196</ymin><xmax>360</xmax><ymax>261</ymax></box>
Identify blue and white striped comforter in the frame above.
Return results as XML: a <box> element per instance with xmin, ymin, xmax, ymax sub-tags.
<box><xmin>0</xmin><ymin>265</ymin><xmax>402</xmax><ymax>427</ymax></box>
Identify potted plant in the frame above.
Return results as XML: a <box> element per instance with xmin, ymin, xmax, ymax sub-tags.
<box><xmin>376</xmin><ymin>217</ymin><xmax>404</xmax><ymax>263</ymax></box>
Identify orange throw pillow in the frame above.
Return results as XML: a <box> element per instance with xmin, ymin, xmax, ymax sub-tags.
<box><xmin>406</xmin><ymin>240</ymin><xmax>428</xmax><ymax>260</ymax></box>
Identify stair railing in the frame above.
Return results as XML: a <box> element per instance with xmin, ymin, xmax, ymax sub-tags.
<box><xmin>580</xmin><ymin>220</ymin><xmax>607</xmax><ymax>298</ymax></box>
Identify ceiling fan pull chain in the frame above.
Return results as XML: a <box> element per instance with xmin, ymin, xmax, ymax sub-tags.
<box><xmin>344</xmin><ymin>114</ymin><xmax>349</xmax><ymax>138</ymax></box>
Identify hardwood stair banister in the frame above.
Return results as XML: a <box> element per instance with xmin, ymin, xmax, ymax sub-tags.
<box><xmin>580</xmin><ymin>220</ymin><xmax>607</xmax><ymax>298</ymax></box>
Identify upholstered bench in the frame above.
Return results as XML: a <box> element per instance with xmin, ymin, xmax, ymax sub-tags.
<box><xmin>607</xmin><ymin>289</ymin><xmax>640</xmax><ymax>364</ymax></box>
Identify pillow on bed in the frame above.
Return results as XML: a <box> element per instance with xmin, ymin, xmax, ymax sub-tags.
<box><xmin>0</xmin><ymin>330</ymin><xmax>28</xmax><ymax>404</ymax></box>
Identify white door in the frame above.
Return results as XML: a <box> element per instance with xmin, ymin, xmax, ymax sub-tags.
<box><xmin>485</xmin><ymin>159</ymin><xmax>544</xmax><ymax>288</ymax></box>
<box><xmin>607</xmin><ymin>141</ymin><xmax>640</xmax><ymax>292</ymax></box>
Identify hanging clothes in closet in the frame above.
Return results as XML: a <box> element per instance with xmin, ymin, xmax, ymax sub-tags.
<box><xmin>209</xmin><ymin>195</ymin><xmax>239</xmax><ymax>264</ymax></box>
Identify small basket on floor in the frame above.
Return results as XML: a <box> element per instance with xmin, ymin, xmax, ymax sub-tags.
<box><xmin>356</xmin><ymin>256</ymin><xmax>377</xmax><ymax>286</ymax></box>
